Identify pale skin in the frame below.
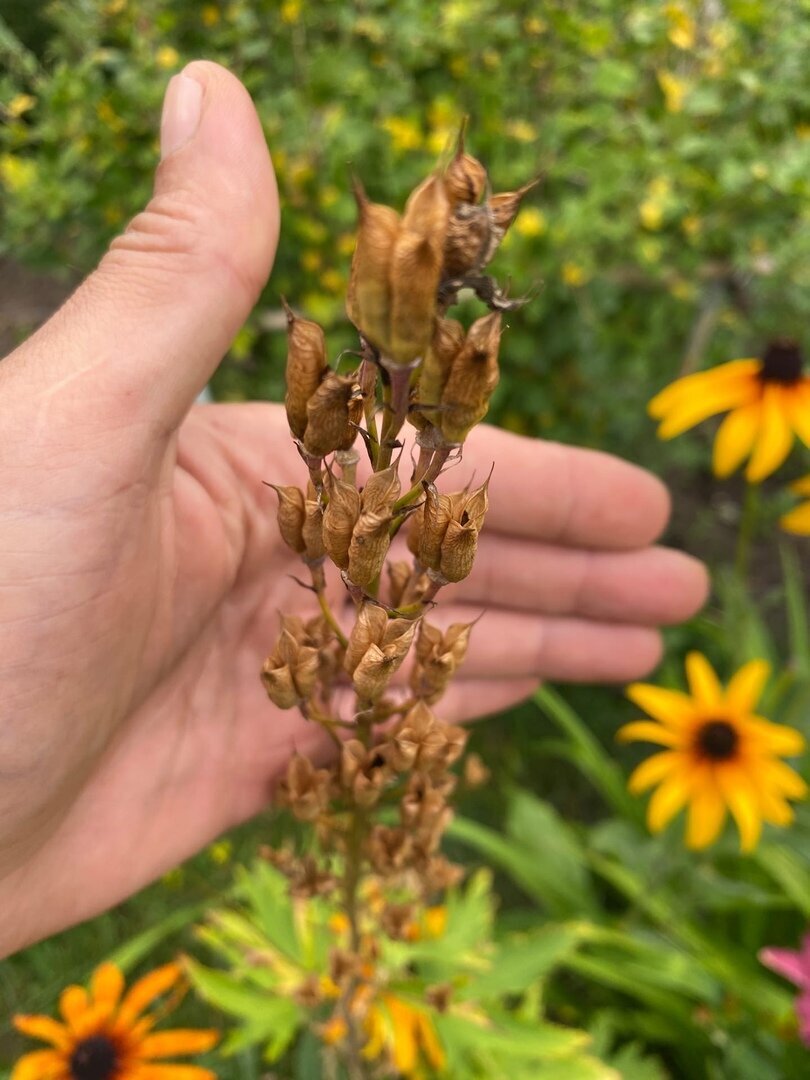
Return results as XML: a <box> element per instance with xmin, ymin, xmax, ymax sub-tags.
<box><xmin>0</xmin><ymin>62</ymin><xmax>708</xmax><ymax>958</ymax></box>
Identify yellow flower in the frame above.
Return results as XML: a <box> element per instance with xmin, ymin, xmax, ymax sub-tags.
<box><xmin>665</xmin><ymin>2</ymin><xmax>696</xmax><ymax>49</ymax></box>
<box><xmin>640</xmin><ymin>199</ymin><xmax>664</xmax><ymax>231</ymax></box>
<box><xmin>781</xmin><ymin>475</ymin><xmax>810</xmax><ymax>535</ymax></box>
<box><xmin>382</xmin><ymin>116</ymin><xmax>423</xmax><ymax>153</ymax></box>
<box><xmin>201</xmin><ymin>4</ymin><xmax>220</xmax><ymax>26</ymax></box>
<box><xmin>657</xmin><ymin>70</ymin><xmax>688</xmax><ymax>113</ymax></box>
<box><xmin>156</xmin><ymin>45</ymin><xmax>180</xmax><ymax>70</ymax></box>
<box><xmin>7</xmin><ymin>93</ymin><xmax>36</xmax><ymax>118</ymax></box>
<box><xmin>0</xmin><ymin>153</ymin><xmax>37</xmax><ymax>193</ymax></box>
<box><xmin>619</xmin><ymin>653</ymin><xmax>806</xmax><ymax>852</ymax></box>
<box><xmin>562</xmin><ymin>262</ymin><xmax>589</xmax><ymax>287</ymax></box>
<box><xmin>514</xmin><ymin>207</ymin><xmax>547</xmax><ymax>238</ymax></box>
<box><xmin>505</xmin><ymin>118</ymin><xmax>537</xmax><ymax>143</ymax></box>
<box><xmin>13</xmin><ymin>962</ymin><xmax>218</xmax><ymax>1080</ymax></box>
<box><xmin>648</xmin><ymin>341</ymin><xmax>810</xmax><ymax>482</ymax></box>
<box><xmin>362</xmin><ymin>993</ymin><xmax>445</xmax><ymax>1076</ymax></box>
<box><xmin>281</xmin><ymin>0</ymin><xmax>301</xmax><ymax>23</ymax></box>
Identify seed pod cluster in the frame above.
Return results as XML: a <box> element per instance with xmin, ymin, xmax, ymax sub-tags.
<box><xmin>410</xmin><ymin>619</ymin><xmax>473</xmax><ymax>702</ymax></box>
<box><xmin>344</xmin><ymin>603</ymin><xmax>416</xmax><ymax>701</ymax></box>
<box><xmin>322</xmin><ymin>464</ymin><xmax>402</xmax><ymax>588</ymax></box>
<box><xmin>408</xmin><ymin>477</ymin><xmax>490</xmax><ymax>583</ymax></box>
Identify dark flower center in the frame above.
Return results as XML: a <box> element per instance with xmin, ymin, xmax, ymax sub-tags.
<box><xmin>759</xmin><ymin>339</ymin><xmax>804</xmax><ymax>385</ymax></box>
<box><xmin>696</xmin><ymin>719</ymin><xmax>739</xmax><ymax>762</ymax></box>
<box><xmin>69</xmin><ymin>1036</ymin><xmax>119</xmax><ymax>1080</ymax></box>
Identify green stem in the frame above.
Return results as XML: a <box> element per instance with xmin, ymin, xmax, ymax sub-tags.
<box><xmin>734</xmin><ymin>482</ymin><xmax>759</xmax><ymax>585</ymax></box>
<box><xmin>316</xmin><ymin>585</ymin><xmax>349</xmax><ymax>648</ymax></box>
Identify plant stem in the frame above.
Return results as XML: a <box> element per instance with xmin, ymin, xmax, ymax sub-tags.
<box><xmin>316</xmin><ymin>586</ymin><xmax>349</xmax><ymax>648</ymax></box>
<box><xmin>735</xmin><ymin>482</ymin><xmax>759</xmax><ymax>585</ymax></box>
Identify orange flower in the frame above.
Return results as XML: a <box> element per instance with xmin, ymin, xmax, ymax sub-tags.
<box><xmin>13</xmin><ymin>962</ymin><xmax>218</xmax><ymax>1080</ymax></box>
<box><xmin>781</xmin><ymin>475</ymin><xmax>810</xmax><ymax>535</ymax></box>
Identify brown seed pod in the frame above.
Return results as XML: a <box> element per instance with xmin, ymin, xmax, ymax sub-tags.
<box><xmin>323</xmin><ymin>475</ymin><xmax>361</xmax><ymax>569</ymax></box>
<box><xmin>438</xmin><ymin>312</ymin><xmax>501</xmax><ymax>444</ymax></box>
<box><xmin>283</xmin><ymin>300</ymin><xmax>328</xmax><ymax>440</ymax></box>
<box><xmin>344</xmin><ymin>607</ymin><xmax>416</xmax><ymax>700</ymax></box>
<box><xmin>388</xmin><ymin>174</ymin><xmax>450</xmax><ymax>365</ymax></box>
<box><xmin>261</xmin><ymin>628</ymin><xmax>320</xmax><ymax>708</ymax></box>
<box><xmin>417</xmin><ymin>482</ymin><xmax>453</xmax><ymax>571</ymax></box>
<box><xmin>347</xmin><ymin>510</ymin><xmax>392</xmax><ymax>589</ymax></box>
<box><xmin>482</xmin><ymin>176</ymin><xmax>541</xmax><ymax>264</ymax></box>
<box><xmin>302</xmin><ymin>486</ymin><xmax>326</xmax><ymax>563</ymax></box>
<box><xmin>276</xmin><ymin>754</ymin><xmax>332</xmax><ymax>822</ymax></box>
<box><xmin>386</xmin><ymin>560</ymin><xmax>412</xmax><ymax>608</ymax></box>
<box><xmin>360</xmin><ymin>463</ymin><xmax>402</xmax><ymax>515</ymax></box>
<box><xmin>346</xmin><ymin>177</ymin><xmax>400</xmax><ymax>352</ymax></box>
<box><xmin>442</xmin><ymin>203</ymin><xmax>493</xmax><ymax>278</ymax></box>
<box><xmin>303</xmin><ymin>372</ymin><xmax>363</xmax><ymax>458</ymax></box>
<box><xmin>411</xmin><ymin>317</ymin><xmax>465</xmax><ymax>429</ymax></box>
<box><xmin>438</xmin><ymin>518</ymin><xmax>479</xmax><ymax>583</ymax></box>
<box><xmin>268</xmin><ymin>484</ymin><xmax>306</xmax><ymax>554</ymax></box>
<box><xmin>443</xmin><ymin>126</ymin><xmax>488</xmax><ymax>207</ymax></box>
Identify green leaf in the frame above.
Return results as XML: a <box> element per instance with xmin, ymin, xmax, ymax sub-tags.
<box><xmin>459</xmin><ymin>923</ymin><xmax>585</xmax><ymax>1001</ymax></box>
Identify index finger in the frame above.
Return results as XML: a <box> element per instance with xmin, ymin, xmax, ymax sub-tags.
<box><xmin>461</xmin><ymin>425</ymin><xmax>671</xmax><ymax>549</ymax></box>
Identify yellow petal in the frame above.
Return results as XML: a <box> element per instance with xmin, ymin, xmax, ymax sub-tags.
<box><xmin>685</xmin><ymin>777</ymin><xmax>726</xmax><ymax>849</ymax></box>
<box><xmin>648</xmin><ymin>360</ymin><xmax>760</xmax><ymax>418</ymax></box>
<box><xmin>13</xmin><ymin>1017</ymin><xmax>72</xmax><ymax>1051</ymax></box>
<box><xmin>655</xmin><ymin>376</ymin><xmax>760</xmax><ymax>440</ymax></box>
<box><xmin>90</xmin><ymin>964</ymin><xmax>125</xmax><ymax>1010</ymax></box>
<box><xmin>10</xmin><ymin>1050</ymin><xmax>67</xmax><ymax>1080</ymax></box>
<box><xmin>416</xmin><ymin>1012</ymin><xmax>445</xmax><ymax>1071</ymax></box>
<box><xmin>362</xmin><ymin>1006</ymin><xmax>388</xmax><ymax>1061</ymax></box>
<box><xmin>712</xmin><ymin>402</ymin><xmax>762</xmax><ymax>477</ymax></box>
<box><xmin>647</xmin><ymin>770</ymin><xmax>692</xmax><ymax>833</ymax></box>
<box><xmin>786</xmin><ymin>381</ymin><xmax>810</xmax><ymax>448</ymax></box>
<box><xmin>137</xmin><ymin>1031</ymin><xmax>220</xmax><ymax>1060</ymax></box>
<box><xmin>725</xmin><ymin>659</ymin><xmax>771</xmax><ymax>712</ymax></box>
<box><xmin>744</xmin><ymin>716</ymin><xmax>805</xmax><ymax>756</ymax></box>
<box><xmin>117</xmin><ymin>964</ymin><xmax>183</xmax><ymax>1028</ymax></box>
<box><xmin>628</xmin><ymin>750</ymin><xmax>681</xmax><ymax>793</ymax></box>
<box><xmin>72</xmin><ymin>1004</ymin><xmax>116</xmax><ymax>1040</ymax></box>
<box><xmin>758</xmin><ymin>785</ymin><xmax>794</xmax><ymax>827</ymax></box>
<box><xmin>58</xmin><ymin>987</ymin><xmax>89</xmax><ymax>1031</ymax></box>
<box><xmin>790</xmin><ymin>473</ymin><xmax>810</xmax><ymax>497</ymax></box>
<box><xmin>781</xmin><ymin>501</ymin><xmax>810</xmax><ymax>536</ymax></box>
<box><xmin>625</xmin><ymin>683</ymin><xmax>694</xmax><ymax>726</ymax></box>
<box><xmin>746</xmin><ymin>385</ymin><xmax>794</xmax><ymax>482</ymax></box>
<box><xmin>616</xmin><ymin>721</ymin><xmax>682</xmax><ymax>747</ymax></box>
<box><xmin>716</xmin><ymin>765</ymin><xmax>763</xmax><ymax>852</ymax></box>
<box><xmin>685</xmin><ymin>652</ymin><xmax>723</xmax><ymax>706</ymax></box>
<box><xmin>761</xmin><ymin>759</ymin><xmax>808</xmax><ymax>800</ymax></box>
<box><xmin>386</xmin><ymin>997</ymin><xmax>418</xmax><ymax>1073</ymax></box>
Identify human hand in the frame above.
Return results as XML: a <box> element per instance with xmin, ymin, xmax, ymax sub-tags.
<box><xmin>0</xmin><ymin>62</ymin><xmax>707</xmax><ymax>957</ymax></box>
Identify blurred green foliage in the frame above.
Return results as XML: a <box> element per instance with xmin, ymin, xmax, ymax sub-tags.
<box><xmin>2</xmin><ymin>0</ymin><xmax>809</xmax><ymax>463</ymax></box>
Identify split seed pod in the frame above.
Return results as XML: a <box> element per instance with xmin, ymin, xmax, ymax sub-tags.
<box><xmin>388</xmin><ymin>174</ymin><xmax>450</xmax><ymax>366</ymax></box>
<box><xmin>303</xmin><ymin>372</ymin><xmax>364</xmax><ymax>458</ymax></box>
<box><xmin>323</xmin><ymin>475</ymin><xmax>361</xmax><ymax>570</ymax></box>
<box><xmin>302</xmin><ymin>482</ymin><xmax>326</xmax><ymax>563</ymax></box>
<box><xmin>261</xmin><ymin>628</ymin><xmax>320</xmax><ymax>709</ymax></box>
<box><xmin>443</xmin><ymin>126</ymin><xmax>487</xmax><ymax>207</ymax></box>
<box><xmin>344</xmin><ymin>604</ymin><xmax>416</xmax><ymax>701</ymax></box>
<box><xmin>283</xmin><ymin>301</ymin><xmax>328</xmax><ymax>440</ymax></box>
<box><xmin>482</xmin><ymin>177</ymin><xmax>541</xmax><ymax>265</ymax></box>
<box><xmin>347</xmin><ymin>510</ymin><xmax>392</xmax><ymax>589</ymax></box>
<box><xmin>269</xmin><ymin>484</ymin><xmax>306</xmax><ymax>554</ymax></box>
<box><xmin>438</xmin><ymin>311</ymin><xmax>502</xmax><ymax>445</ymax></box>
<box><xmin>346</xmin><ymin>178</ymin><xmax>400</xmax><ymax>353</ymax></box>
<box><xmin>410</xmin><ymin>317</ymin><xmax>465</xmax><ymax>431</ymax></box>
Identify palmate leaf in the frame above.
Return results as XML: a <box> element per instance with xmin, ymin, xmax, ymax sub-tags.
<box><xmin>457</xmin><ymin>923</ymin><xmax>585</xmax><ymax>1002</ymax></box>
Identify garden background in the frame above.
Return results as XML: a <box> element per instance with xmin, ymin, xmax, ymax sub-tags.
<box><xmin>2</xmin><ymin>1</ymin><xmax>810</xmax><ymax>1077</ymax></box>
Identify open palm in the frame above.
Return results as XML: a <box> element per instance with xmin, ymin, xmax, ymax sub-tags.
<box><xmin>0</xmin><ymin>62</ymin><xmax>707</xmax><ymax>957</ymax></box>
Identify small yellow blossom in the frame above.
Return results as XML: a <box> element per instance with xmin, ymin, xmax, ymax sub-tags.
<box><xmin>328</xmin><ymin>912</ymin><xmax>351</xmax><ymax>935</ymax></box>
<box><xmin>640</xmin><ymin>199</ymin><xmax>664</xmax><ymax>231</ymax></box>
<box><xmin>524</xmin><ymin>15</ymin><xmax>546</xmax><ymax>34</ymax></box>
<box><xmin>781</xmin><ymin>476</ymin><xmax>810</xmax><ymax>536</ymax></box>
<box><xmin>319</xmin><ymin>184</ymin><xmax>340</xmax><ymax>208</ymax></box>
<box><xmin>514</xmin><ymin>207</ymin><xmax>547</xmax><ymax>238</ymax></box>
<box><xmin>6</xmin><ymin>93</ymin><xmax>36</xmax><ymax>118</ymax></box>
<box><xmin>302</xmin><ymin>250</ymin><xmax>322</xmax><ymax>272</ymax></box>
<box><xmin>320</xmin><ymin>269</ymin><xmax>345</xmax><ymax>294</ymax></box>
<box><xmin>208</xmin><ymin>839</ymin><xmax>232</xmax><ymax>864</ymax></box>
<box><xmin>449</xmin><ymin>56</ymin><xmax>468</xmax><ymax>78</ymax></box>
<box><xmin>201</xmin><ymin>3</ymin><xmax>220</xmax><ymax>25</ymax></box>
<box><xmin>0</xmin><ymin>153</ymin><xmax>37</xmax><ymax>193</ymax></box>
<box><xmin>665</xmin><ymin>2</ymin><xmax>696</xmax><ymax>49</ymax></box>
<box><xmin>363</xmin><ymin>994</ymin><xmax>445</xmax><ymax>1076</ymax></box>
<box><xmin>562</xmin><ymin>262</ymin><xmax>589</xmax><ymax>288</ymax></box>
<box><xmin>103</xmin><ymin>205</ymin><xmax>124</xmax><ymax>226</ymax></box>
<box><xmin>506</xmin><ymin>118</ymin><xmax>537</xmax><ymax>143</ymax></box>
<box><xmin>423</xmin><ymin>906</ymin><xmax>448</xmax><ymax>939</ymax></box>
<box><xmin>104</xmin><ymin>0</ymin><xmax>127</xmax><ymax>13</ymax></box>
<box><xmin>751</xmin><ymin>162</ymin><xmax>769</xmax><ymax>181</ymax></box>
<box><xmin>482</xmin><ymin>48</ymin><xmax>500</xmax><ymax>70</ymax></box>
<box><xmin>796</xmin><ymin>123</ymin><xmax>810</xmax><ymax>140</ymax></box>
<box><xmin>657</xmin><ymin>70</ymin><xmax>688</xmax><ymax>113</ymax></box>
<box><xmin>281</xmin><ymin>0</ymin><xmax>301</xmax><ymax>23</ymax></box>
<box><xmin>427</xmin><ymin>126</ymin><xmax>455</xmax><ymax>155</ymax></box>
<box><xmin>320</xmin><ymin>1016</ymin><xmax>348</xmax><ymax>1046</ymax></box>
<box><xmin>382</xmin><ymin>116</ymin><xmax>423</xmax><ymax>153</ymax></box>
<box><xmin>97</xmin><ymin>99</ymin><xmax>125</xmax><ymax>133</ymax></box>
<box><xmin>156</xmin><ymin>45</ymin><xmax>181</xmax><ymax>70</ymax></box>
<box><xmin>681</xmin><ymin>214</ymin><xmax>702</xmax><ymax>237</ymax></box>
<box><xmin>337</xmin><ymin>232</ymin><xmax>356</xmax><ymax>258</ymax></box>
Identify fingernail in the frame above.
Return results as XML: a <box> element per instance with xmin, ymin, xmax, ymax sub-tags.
<box><xmin>160</xmin><ymin>71</ymin><xmax>203</xmax><ymax>159</ymax></box>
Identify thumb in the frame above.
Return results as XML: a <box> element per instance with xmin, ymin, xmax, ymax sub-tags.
<box><xmin>11</xmin><ymin>61</ymin><xmax>279</xmax><ymax>429</ymax></box>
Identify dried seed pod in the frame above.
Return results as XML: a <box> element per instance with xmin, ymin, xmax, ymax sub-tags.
<box><xmin>463</xmin><ymin>752</ymin><xmax>491</xmax><ymax>788</ymax></box>
<box><xmin>347</xmin><ymin>510</ymin><xmax>392</xmax><ymax>589</ymax></box>
<box><xmin>323</xmin><ymin>475</ymin><xmax>361</xmax><ymax>570</ymax></box>
<box><xmin>442</xmin><ymin>203</ymin><xmax>493</xmax><ymax>278</ymax></box>
<box><xmin>411</xmin><ymin>619</ymin><xmax>473</xmax><ymax>701</ymax></box>
<box><xmin>438</xmin><ymin>312</ymin><xmax>502</xmax><ymax>445</ymax></box>
<box><xmin>390</xmin><ymin>701</ymin><xmax>446</xmax><ymax>771</ymax></box>
<box><xmin>346</xmin><ymin>177</ymin><xmax>400</xmax><ymax>352</ymax></box>
<box><xmin>283</xmin><ymin>301</ymin><xmax>328</xmax><ymax>440</ymax></box>
<box><xmin>345</xmin><ymin>604</ymin><xmax>389</xmax><ymax>675</ymax></box>
<box><xmin>367</xmin><ymin>824</ymin><xmax>413</xmax><ymax>875</ymax></box>
<box><xmin>461</xmin><ymin>476</ymin><xmax>490</xmax><ymax>531</ymax></box>
<box><xmin>349</xmin><ymin>615</ymin><xmax>417</xmax><ymax>701</ymax></box>
<box><xmin>411</xmin><ymin>317</ymin><xmax>465</xmax><ymax>429</ymax></box>
<box><xmin>361</xmin><ymin>463</ymin><xmax>402</xmax><ymax>515</ymax></box>
<box><xmin>388</xmin><ymin>174</ymin><xmax>450</xmax><ymax>365</ymax></box>
<box><xmin>483</xmin><ymin>177</ymin><xmax>541</xmax><ymax>264</ymax></box>
<box><xmin>438</xmin><ymin>518</ymin><xmax>478</xmax><ymax>583</ymax></box>
<box><xmin>303</xmin><ymin>372</ymin><xmax>363</xmax><ymax>458</ymax></box>
<box><xmin>269</xmin><ymin>484</ymin><xmax>306</xmax><ymax>554</ymax></box>
<box><xmin>302</xmin><ymin>484</ymin><xmax>326</xmax><ymax>562</ymax></box>
<box><xmin>261</xmin><ymin>627</ymin><xmax>320</xmax><ymax>708</ymax></box>
<box><xmin>386</xmin><ymin>560</ymin><xmax>412</xmax><ymax>608</ymax></box>
<box><xmin>276</xmin><ymin>754</ymin><xmax>332</xmax><ymax>821</ymax></box>
<box><xmin>417</xmin><ymin>482</ymin><xmax>453</xmax><ymax>571</ymax></box>
<box><xmin>443</xmin><ymin>127</ymin><xmax>487</xmax><ymax>207</ymax></box>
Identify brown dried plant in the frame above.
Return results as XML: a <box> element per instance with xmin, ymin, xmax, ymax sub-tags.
<box><xmin>262</xmin><ymin>129</ymin><xmax>536</xmax><ymax>1078</ymax></box>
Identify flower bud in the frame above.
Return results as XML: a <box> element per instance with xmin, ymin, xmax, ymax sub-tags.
<box><xmin>283</xmin><ymin>300</ymin><xmax>328</xmax><ymax>440</ymax></box>
<box><xmin>438</xmin><ymin>312</ymin><xmax>501</xmax><ymax>445</ymax></box>
<box><xmin>346</xmin><ymin>177</ymin><xmax>400</xmax><ymax>353</ymax></box>
<box><xmin>303</xmin><ymin>372</ymin><xmax>364</xmax><ymax>458</ymax></box>
<box><xmin>269</xmin><ymin>484</ymin><xmax>306</xmax><ymax>554</ymax></box>
<box><xmin>388</xmin><ymin>174</ymin><xmax>450</xmax><ymax>365</ymax></box>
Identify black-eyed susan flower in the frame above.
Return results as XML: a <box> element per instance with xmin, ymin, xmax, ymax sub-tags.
<box><xmin>781</xmin><ymin>475</ymin><xmax>810</xmax><ymax>535</ymax></box>
<box><xmin>618</xmin><ymin>652</ymin><xmax>807</xmax><ymax>852</ymax></box>
<box><xmin>13</xmin><ymin>961</ymin><xmax>218</xmax><ymax>1080</ymax></box>
<box><xmin>648</xmin><ymin>340</ymin><xmax>810</xmax><ymax>482</ymax></box>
